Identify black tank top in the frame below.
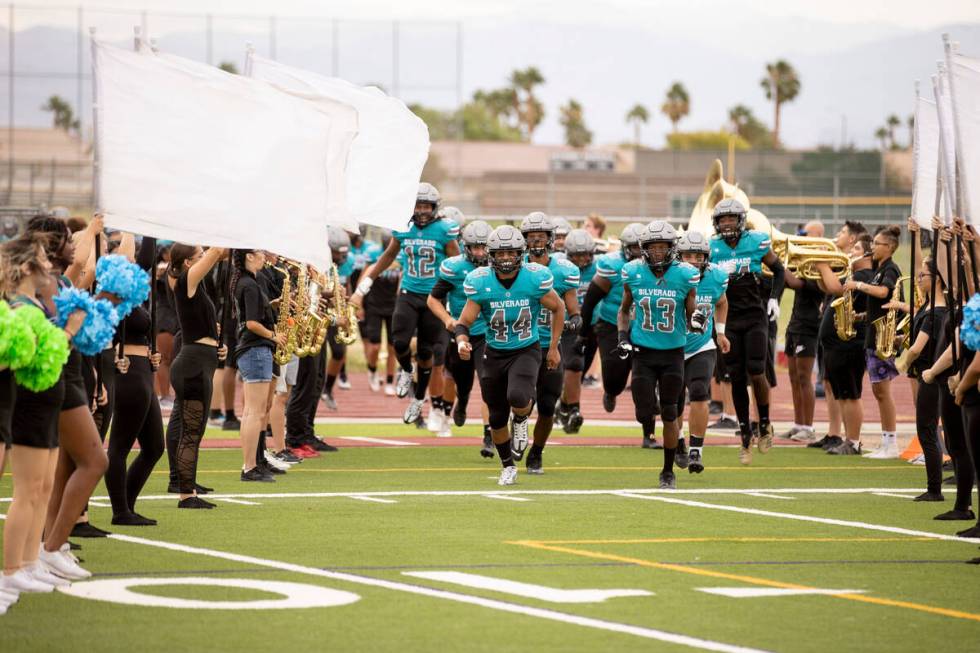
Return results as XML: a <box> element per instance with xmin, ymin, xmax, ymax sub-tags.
<box><xmin>120</xmin><ymin>305</ymin><xmax>152</xmax><ymax>347</ymax></box>
<box><xmin>173</xmin><ymin>272</ymin><xmax>218</xmax><ymax>342</ymax></box>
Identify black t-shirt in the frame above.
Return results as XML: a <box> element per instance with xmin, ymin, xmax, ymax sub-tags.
<box><xmin>118</xmin><ymin>305</ymin><xmax>152</xmax><ymax>347</ymax></box>
<box><xmin>863</xmin><ymin>258</ymin><xmax>901</xmax><ymax>349</ymax></box>
<box><xmin>234</xmin><ymin>271</ymin><xmax>276</xmax><ymax>357</ymax></box>
<box><xmin>174</xmin><ymin>272</ymin><xmax>218</xmax><ymax>342</ymax></box>
<box><xmin>727</xmin><ymin>274</ymin><xmax>765</xmax><ymax>324</ymax></box>
<box><xmin>819</xmin><ymin>268</ymin><xmax>874</xmax><ymax>350</ymax></box>
<box><xmin>909</xmin><ymin>306</ymin><xmax>947</xmax><ymax>377</ymax></box>
<box><xmin>787</xmin><ymin>280</ymin><xmax>824</xmax><ymax>337</ymax></box>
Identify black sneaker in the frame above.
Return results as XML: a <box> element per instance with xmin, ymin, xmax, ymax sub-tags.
<box><xmin>222</xmin><ymin>417</ymin><xmax>242</xmax><ymax>431</ymax></box>
<box><xmin>807</xmin><ymin>434</ymin><xmax>830</xmax><ymax>449</ymax></box>
<box><xmin>304</xmin><ymin>436</ymin><xmax>338</xmax><ymax>452</ymax></box>
<box><xmin>659</xmin><ymin>470</ymin><xmax>676</xmax><ymax>489</ymax></box>
<box><xmin>955</xmin><ymin>525</ymin><xmax>980</xmax><ymax>538</ymax></box>
<box><xmin>241</xmin><ymin>466</ymin><xmax>275</xmax><ymax>482</ymax></box>
<box><xmin>479</xmin><ymin>433</ymin><xmax>495</xmax><ymax>459</ymax></box>
<box><xmin>259</xmin><ymin>460</ymin><xmax>286</xmax><ymax>476</ymax></box>
<box><xmin>453</xmin><ymin>398</ymin><xmax>469</xmax><ymax>427</ymax></box>
<box><xmin>688</xmin><ymin>449</ymin><xmax>704</xmax><ymax>474</ymax></box>
<box><xmin>582</xmin><ymin>374</ymin><xmax>599</xmax><ymax>388</ymax></box>
<box><xmin>913</xmin><ymin>492</ymin><xmax>944</xmax><ymax>502</ymax></box>
<box><xmin>69</xmin><ymin>541</ymin><xmax>81</xmax><ymax>551</ymax></box>
<box><xmin>708</xmin><ymin>400</ymin><xmax>722</xmax><ymax>416</ymax></box>
<box><xmin>564</xmin><ymin>408</ymin><xmax>583</xmax><ymax>434</ymax></box>
<box><xmin>526</xmin><ymin>449</ymin><xmax>543</xmax><ymax>475</ymax></box>
<box><xmin>935</xmin><ymin>509</ymin><xmax>975</xmax><ymax>521</ymax></box>
<box><xmin>111</xmin><ymin>512</ymin><xmax>157</xmax><ymax>526</ymax></box>
<box><xmin>178</xmin><ymin>496</ymin><xmax>216</xmax><ymax>509</ymax></box>
<box><xmin>71</xmin><ymin>522</ymin><xmax>111</xmax><ymax>538</ymax></box>
<box><xmin>676</xmin><ymin>441</ymin><xmax>690</xmax><ymax>470</ymax></box>
<box><xmin>820</xmin><ymin>435</ymin><xmax>844</xmax><ymax>451</ymax></box>
<box><xmin>943</xmin><ymin>476</ymin><xmax>957</xmax><ymax>486</ymax></box>
<box><xmin>708</xmin><ymin>417</ymin><xmax>738</xmax><ymax>430</ymax></box>
<box><xmin>942</xmin><ymin>460</ymin><xmax>955</xmax><ymax>472</ymax></box>
<box><xmin>196</xmin><ymin>482</ymin><xmax>214</xmax><ymax>494</ymax></box>
<box><xmin>642</xmin><ymin>436</ymin><xmax>663</xmax><ymax>450</ymax></box>
<box><xmin>602</xmin><ymin>392</ymin><xmax>616</xmax><ymax>413</ymax></box>
<box><xmin>275</xmin><ymin>450</ymin><xmax>302</xmax><ymax>464</ymax></box>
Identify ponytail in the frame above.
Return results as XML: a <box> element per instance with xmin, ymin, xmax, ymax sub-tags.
<box><xmin>230</xmin><ymin>249</ymin><xmax>249</xmax><ymax>320</ymax></box>
<box><xmin>167</xmin><ymin>243</ymin><xmax>197</xmax><ymax>279</ymax></box>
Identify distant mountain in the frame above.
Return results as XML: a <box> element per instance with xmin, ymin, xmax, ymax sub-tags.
<box><xmin>1</xmin><ymin>20</ymin><xmax>977</xmax><ymax>150</ymax></box>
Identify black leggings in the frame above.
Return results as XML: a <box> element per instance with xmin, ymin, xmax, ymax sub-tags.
<box><xmin>938</xmin><ymin>384</ymin><xmax>974</xmax><ymax>512</ymax></box>
<box><xmin>165</xmin><ymin>343</ymin><xmax>218</xmax><ymax>494</ymax></box>
<box><xmin>285</xmin><ymin>346</ymin><xmax>325</xmax><ymax>444</ymax></box>
<box><xmin>446</xmin><ymin>334</ymin><xmax>484</xmax><ymax>401</ymax></box>
<box><xmin>595</xmin><ymin>321</ymin><xmax>631</xmax><ymax>397</ymax></box>
<box><xmin>914</xmin><ymin>380</ymin><xmax>943</xmax><ymax>495</ymax></box>
<box><xmin>964</xmin><ymin>397</ymin><xmax>980</xmax><ymax>525</ymax></box>
<box><xmin>83</xmin><ymin>349</ymin><xmax>117</xmax><ymax>440</ymax></box>
<box><xmin>106</xmin><ymin>356</ymin><xmax>164</xmax><ymax>515</ymax></box>
<box><xmin>724</xmin><ymin>320</ymin><xmax>769</xmax><ymax>429</ymax></box>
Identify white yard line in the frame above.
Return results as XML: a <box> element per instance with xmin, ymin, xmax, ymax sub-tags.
<box><xmin>106</xmin><ymin>532</ymin><xmax>771</xmax><ymax>653</ymax></box>
<box><xmin>212</xmin><ymin>498</ymin><xmax>261</xmax><ymax>506</ymax></box>
<box><xmin>744</xmin><ymin>493</ymin><xmax>795</xmax><ymax>500</ymax></box>
<box><xmin>871</xmin><ymin>492</ymin><xmax>917</xmax><ymax>500</ymax></box>
<box><xmin>339</xmin><ymin>437</ymin><xmax>420</xmax><ymax>446</ymax></box>
<box><xmin>613</xmin><ymin>492</ymin><xmax>980</xmax><ymax>544</ymax></box>
<box><xmin>348</xmin><ymin>496</ymin><xmax>398</xmax><ymax>504</ymax></box>
<box><xmin>483</xmin><ymin>494</ymin><xmax>532</xmax><ymax>502</ymax></box>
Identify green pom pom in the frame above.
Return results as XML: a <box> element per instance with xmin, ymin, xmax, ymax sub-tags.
<box><xmin>0</xmin><ymin>301</ymin><xmax>38</xmax><ymax>370</ymax></box>
<box><xmin>13</xmin><ymin>306</ymin><xmax>70</xmax><ymax>392</ymax></box>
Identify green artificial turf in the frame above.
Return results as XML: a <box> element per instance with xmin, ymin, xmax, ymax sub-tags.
<box><xmin>1</xmin><ymin>444</ymin><xmax>977</xmax><ymax>652</ymax></box>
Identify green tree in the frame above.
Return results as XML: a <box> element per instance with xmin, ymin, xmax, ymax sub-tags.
<box><xmin>907</xmin><ymin>114</ymin><xmax>914</xmax><ymax>150</ymax></box>
<box><xmin>218</xmin><ymin>61</ymin><xmax>239</xmax><ymax>74</ymax></box>
<box><xmin>885</xmin><ymin>114</ymin><xmax>901</xmax><ymax>150</ymax></box>
<box><xmin>560</xmin><ymin>99</ymin><xmax>592</xmax><ymax>148</ymax></box>
<box><xmin>760</xmin><ymin>60</ymin><xmax>801</xmax><ymax>148</ymax></box>
<box><xmin>874</xmin><ymin>127</ymin><xmax>889</xmax><ymax>151</ymax></box>
<box><xmin>660</xmin><ymin>82</ymin><xmax>690</xmax><ymax>133</ymax></box>
<box><xmin>727</xmin><ymin>104</ymin><xmax>774</xmax><ymax>148</ymax></box>
<box><xmin>666</xmin><ymin>130</ymin><xmax>749</xmax><ymax>151</ymax></box>
<box><xmin>40</xmin><ymin>95</ymin><xmax>79</xmax><ymax>133</ymax></box>
<box><xmin>625</xmin><ymin>104</ymin><xmax>649</xmax><ymax>149</ymax></box>
<box><xmin>508</xmin><ymin>67</ymin><xmax>546</xmax><ymax>141</ymax></box>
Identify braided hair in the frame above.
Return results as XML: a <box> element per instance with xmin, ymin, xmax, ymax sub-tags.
<box><xmin>230</xmin><ymin>249</ymin><xmax>250</xmax><ymax>320</ymax></box>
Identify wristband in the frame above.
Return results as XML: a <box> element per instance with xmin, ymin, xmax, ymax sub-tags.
<box><xmin>355</xmin><ymin>277</ymin><xmax>373</xmax><ymax>297</ymax></box>
<box><xmin>617</xmin><ymin>330</ymin><xmax>630</xmax><ymax>344</ymax></box>
<box><xmin>715</xmin><ymin>323</ymin><xmax>725</xmax><ymax>335</ymax></box>
<box><xmin>454</xmin><ymin>323</ymin><xmax>470</xmax><ymax>339</ymax></box>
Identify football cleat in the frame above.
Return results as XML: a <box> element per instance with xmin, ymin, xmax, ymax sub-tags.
<box><xmin>554</xmin><ymin>403</ymin><xmax>569</xmax><ymax>428</ymax></box>
<box><xmin>403</xmin><ymin>398</ymin><xmax>425</xmax><ymax>424</ymax></box>
<box><xmin>511</xmin><ymin>416</ymin><xmax>530</xmax><ymax>461</ymax></box>
<box><xmin>757</xmin><ymin>423</ymin><xmax>774</xmax><ymax>454</ymax></box>
<box><xmin>498</xmin><ymin>465</ymin><xmax>518</xmax><ymax>486</ymax></box>
<box><xmin>675</xmin><ymin>441</ymin><xmax>690</xmax><ymax>470</ymax></box>
<box><xmin>739</xmin><ymin>445</ymin><xmax>753</xmax><ymax>465</ymax></box>
<box><xmin>367</xmin><ymin>371</ymin><xmax>381</xmax><ymax>392</ymax></box>
<box><xmin>526</xmin><ymin>449</ymin><xmax>543</xmax><ymax>475</ymax></box>
<box><xmin>395</xmin><ymin>368</ymin><xmax>413</xmax><ymax>398</ymax></box>
<box><xmin>658</xmin><ymin>470</ymin><xmax>676</xmax><ymax>490</ymax></box>
<box><xmin>426</xmin><ymin>408</ymin><xmax>444</xmax><ymax>433</ymax></box>
<box><xmin>642</xmin><ymin>436</ymin><xmax>663</xmax><ymax>450</ymax></box>
<box><xmin>452</xmin><ymin>398</ymin><xmax>468</xmax><ymax>427</ymax></box>
<box><xmin>480</xmin><ymin>433</ymin><xmax>495</xmax><ymax>459</ymax></box>
<box><xmin>688</xmin><ymin>449</ymin><xmax>704</xmax><ymax>474</ymax></box>
<box><xmin>602</xmin><ymin>392</ymin><xmax>617</xmax><ymax>413</ymax></box>
<box><xmin>564</xmin><ymin>408</ymin><xmax>583</xmax><ymax>434</ymax></box>
<box><xmin>437</xmin><ymin>420</ymin><xmax>452</xmax><ymax>438</ymax></box>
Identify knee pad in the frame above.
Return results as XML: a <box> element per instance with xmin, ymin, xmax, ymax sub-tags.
<box><xmin>329</xmin><ymin>342</ymin><xmax>346</xmax><ymax>360</ymax></box>
<box><xmin>506</xmin><ymin>387</ymin><xmax>533</xmax><ymax>411</ymax></box>
<box><xmin>393</xmin><ymin>339</ymin><xmax>412</xmax><ymax>357</ymax></box>
<box><xmin>688</xmin><ymin>378</ymin><xmax>710</xmax><ymax>403</ymax></box>
<box><xmin>488</xmin><ymin>405</ymin><xmax>510</xmax><ymax>430</ymax></box>
<box><xmin>660</xmin><ymin>403</ymin><xmax>679</xmax><ymax>423</ymax></box>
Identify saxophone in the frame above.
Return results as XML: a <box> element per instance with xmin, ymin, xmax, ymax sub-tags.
<box><xmin>831</xmin><ymin>270</ymin><xmax>856</xmax><ymax>341</ymax></box>
<box><xmin>267</xmin><ymin>258</ymin><xmax>297</xmax><ymax>365</ymax></box>
<box><xmin>295</xmin><ymin>268</ymin><xmax>329</xmax><ymax>357</ymax></box>
<box><xmin>329</xmin><ymin>264</ymin><xmax>359</xmax><ymax>345</ymax></box>
<box><xmin>872</xmin><ymin>275</ymin><xmax>911</xmax><ymax>359</ymax></box>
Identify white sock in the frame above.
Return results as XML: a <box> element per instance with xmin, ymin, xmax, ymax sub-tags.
<box><xmin>882</xmin><ymin>432</ymin><xmax>896</xmax><ymax>443</ymax></box>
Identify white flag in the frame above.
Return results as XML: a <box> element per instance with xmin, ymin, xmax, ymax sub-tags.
<box><xmin>249</xmin><ymin>54</ymin><xmax>430</xmax><ymax>231</ymax></box>
<box><xmin>948</xmin><ymin>52</ymin><xmax>980</xmax><ymax>229</ymax></box>
<box><xmin>912</xmin><ymin>95</ymin><xmax>939</xmax><ymax>230</ymax></box>
<box><xmin>94</xmin><ymin>41</ymin><xmax>349</xmax><ymax>271</ymax></box>
<box><xmin>935</xmin><ymin>69</ymin><xmax>958</xmax><ymax>220</ymax></box>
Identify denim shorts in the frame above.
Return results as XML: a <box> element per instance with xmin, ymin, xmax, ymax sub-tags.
<box><xmin>237</xmin><ymin>346</ymin><xmax>274</xmax><ymax>383</ymax></box>
<box><xmin>865</xmin><ymin>348</ymin><xmax>899</xmax><ymax>384</ymax></box>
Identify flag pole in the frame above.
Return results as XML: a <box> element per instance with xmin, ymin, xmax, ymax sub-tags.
<box><xmin>933</xmin><ymin>70</ymin><xmax>959</xmax><ymax>367</ymax></box>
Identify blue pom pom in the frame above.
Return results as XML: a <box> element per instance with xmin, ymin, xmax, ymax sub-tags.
<box><xmin>53</xmin><ymin>287</ymin><xmax>120</xmax><ymax>356</ymax></box>
<box><xmin>96</xmin><ymin>254</ymin><xmax>151</xmax><ymax>319</ymax></box>
<box><xmin>963</xmin><ymin>293</ymin><xmax>980</xmax><ymax>352</ymax></box>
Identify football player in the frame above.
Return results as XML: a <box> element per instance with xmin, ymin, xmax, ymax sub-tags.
<box><xmin>709</xmin><ymin>199</ymin><xmax>785</xmax><ymax>464</ymax></box>
<box><xmin>556</xmin><ymin>229</ymin><xmax>597</xmax><ymax>432</ymax></box>
<box><xmin>351</xmin><ymin>183</ymin><xmax>460</xmax><ymax>424</ymax></box>
<box><xmin>672</xmin><ymin>231</ymin><xmax>730</xmax><ymax>474</ymax></box>
<box><xmin>456</xmin><ymin>226</ymin><xmax>564</xmax><ymax>486</ymax></box>
<box><xmin>427</xmin><ymin>221</ymin><xmax>494</xmax><ymax>451</ymax></box>
<box><xmin>619</xmin><ymin>221</ymin><xmax>700</xmax><ymax>489</ymax></box>
<box><xmin>520</xmin><ymin>212</ymin><xmax>581</xmax><ymax>473</ymax></box>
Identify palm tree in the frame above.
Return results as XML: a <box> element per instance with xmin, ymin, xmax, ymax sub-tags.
<box><xmin>625</xmin><ymin>104</ymin><xmax>649</xmax><ymax>148</ymax></box>
<box><xmin>760</xmin><ymin>60</ymin><xmax>801</xmax><ymax>148</ymax></box>
<box><xmin>728</xmin><ymin>104</ymin><xmax>753</xmax><ymax>135</ymax></box>
<box><xmin>874</xmin><ymin>127</ymin><xmax>889</xmax><ymax>151</ymax></box>
<box><xmin>560</xmin><ymin>99</ymin><xmax>592</xmax><ymax>148</ymax></box>
<box><xmin>40</xmin><ymin>95</ymin><xmax>79</xmax><ymax>133</ymax></box>
<box><xmin>660</xmin><ymin>82</ymin><xmax>690</xmax><ymax>133</ymax></box>
<box><xmin>885</xmin><ymin>114</ymin><xmax>901</xmax><ymax>149</ymax></box>
<box><xmin>906</xmin><ymin>114</ymin><xmax>915</xmax><ymax>150</ymax></box>
<box><xmin>508</xmin><ymin>67</ymin><xmax>546</xmax><ymax>141</ymax></box>
<box><xmin>218</xmin><ymin>61</ymin><xmax>239</xmax><ymax>74</ymax></box>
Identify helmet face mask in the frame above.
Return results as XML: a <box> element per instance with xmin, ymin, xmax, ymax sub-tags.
<box><xmin>488</xmin><ymin>225</ymin><xmax>526</xmax><ymax>275</ymax></box>
<box><xmin>677</xmin><ymin>231</ymin><xmax>711</xmax><ymax>272</ymax></box>
<box><xmin>711</xmin><ymin>199</ymin><xmax>747</xmax><ymax>242</ymax></box>
<box><xmin>641</xmin><ymin>221</ymin><xmax>678</xmax><ymax>273</ymax></box>
<box><xmin>620</xmin><ymin>222</ymin><xmax>645</xmax><ymax>261</ymax></box>
<box><xmin>520</xmin><ymin>212</ymin><xmax>556</xmax><ymax>258</ymax></box>
<box><xmin>413</xmin><ymin>182</ymin><xmax>441</xmax><ymax>228</ymax></box>
<box><xmin>462</xmin><ymin>220</ymin><xmax>492</xmax><ymax>266</ymax></box>
<box><xmin>564</xmin><ymin>228</ymin><xmax>596</xmax><ymax>270</ymax></box>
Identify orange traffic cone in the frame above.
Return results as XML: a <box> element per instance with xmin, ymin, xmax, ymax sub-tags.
<box><xmin>900</xmin><ymin>436</ymin><xmax>922</xmax><ymax>461</ymax></box>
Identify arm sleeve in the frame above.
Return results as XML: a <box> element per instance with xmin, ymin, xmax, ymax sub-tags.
<box><xmin>136</xmin><ymin>236</ymin><xmax>155</xmax><ymax>272</ymax></box>
<box><xmin>430</xmin><ymin>278</ymin><xmax>454</xmax><ymax>302</ymax></box>
<box><xmin>768</xmin><ymin>258</ymin><xmax>786</xmax><ymax>300</ymax></box>
<box><xmin>580</xmin><ymin>281</ymin><xmax>607</xmax><ymax>336</ymax></box>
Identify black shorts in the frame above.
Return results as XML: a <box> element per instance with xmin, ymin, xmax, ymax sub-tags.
<box><xmin>535</xmin><ymin>353</ymin><xmax>564</xmax><ymax>418</ymax></box>
<box><xmin>713</xmin><ymin>345</ymin><xmax>729</xmax><ymax>383</ymax></box>
<box><xmin>12</xmin><ymin>372</ymin><xmax>64</xmax><ymax>449</ymax></box>
<box><xmin>446</xmin><ymin>334</ymin><xmax>486</xmax><ymax>387</ymax></box>
<box><xmin>595</xmin><ymin>320</ymin><xmax>632</xmax><ymax>397</ymax></box>
<box><xmin>0</xmin><ymin>370</ymin><xmax>14</xmax><ymax>449</ymax></box>
<box><xmin>631</xmin><ymin>346</ymin><xmax>684</xmax><ymax>423</ymax></box>
<box><xmin>392</xmin><ymin>290</ymin><xmax>445</xmax><ymax>361</ymax></box>
<box><xmin>823</xmin><ymin>346</ymin><xmax>865</xmax><ymax>400</ymax></box>
<box><xmin>560</xmin><ymin>331</ymin><xmax>587</xmax><ymax>372</ymax></box>
<box><xmin>723</xmin><ymin>319</ymin><xmax>770</xmax><ymax>385</ymax></box>
<box><xmin>479</xmin><ymin>343</ymin><xmax>541</xmax><ymax>430</ymax></box>
<box><xmin>362</xmin><ymin>308</ymin><xmax>393</xmax><ymax>345</ymax></box>
<box><xmin>62</xmin><ymin>349</ymin><xmax>89</xmax><ymax>411</ymax></box>
<box><xmin>785</xmin><ymin>332</ymin><xmax>818</xmax><ymax>359</ymax></box>
<box><xmin>432</xmin><ymin>327</ymin><xmax>450</xmax><ymax>367</ymax></box>
<box><xmin>217</xmin><ymin>322</ymin><xmax>239</xmax><ymax>370</ymax></box>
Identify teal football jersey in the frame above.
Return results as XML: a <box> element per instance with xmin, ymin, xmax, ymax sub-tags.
<box><xmin>463</xmin><ymin>263</ymin><xmax>554</xmax><ymax>351</ymax></box>
<box><xmin>536</xmin><ymin>256</ymin><xmax>580</xmax><ymax>346</ymax></box>
<box><xmin>684</xmin><ymin>263</ymin><xmax>729</xmax><ymax>356</ymax></box>
<box><xmin>439</xmin><ymin>255</ymin><xmax>487</xmax><ymax>338</ymax></box>
<box><xmin>393</xmin><ymin>218</ymin><xmax>460</xmax><ymax>294</ymax></box>
<box><xmin>574</xmin><ymin>260</ymin><xmax>598</xmax><ymax>324</ymax></box>
<box><xmin>622</xmin><ymin>259</ymin><xmax>700</xmax><ymax>350</ymax></box>
<box><xmin>336</xmin><ymin>256</ymin><xmax>354</xmax><ymax>285</ymax></box>
<box><xmin>709</xmin><ymin>229</ymin><xmax>771</xmax><ymax>277</ymax></box>
<box><xmin>595</xmin><ymin>250</ymin><xmax>629</xmax><ymax>326</ymax></box>
<box><xmin>351</xmin><ymin>240</ymin><xmax>382</xmax><ymax>272</ymax></box>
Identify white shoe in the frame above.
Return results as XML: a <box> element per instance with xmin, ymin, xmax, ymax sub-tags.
<box><xmin>403</xmin><ymin>398</ymin><xmax>425</xmax><ymax>424</ymax></box>
<box><xmin>263</xmin><ymin>450</ymin><xmax>291</xmax><ymax>471</ymax></box>
<box><xmin>511</xmin><ymin>416</ymin><xmax>529</xmax><ymax>461</ymax></box>
<box><xmin>865</xmin><ymin>442</ymin><xmax>900</xmax><ymax>459</ymax></box>
<box><xmin>437</xmin><ymin>420</ymin><xmax>452</xmax><ymax>438</ymax></box>
<box><xmin>384</xmin><ymin>384</ymin><xmax>396</xmax><ymax>397</ymax></box>
<box><xmin>1</xmin><ymin>568</ymin><xmax>54</xmax><ymax>593</ymax></box>
<box><xmin>337</xmin><ymin>377</ymin><xmax>352</xmax><ymax>390</ymax></box>
<box><xmin>789</xmin><ymin>428</ymin><xmax>816</xmax><ymax>443</ymax></box>
<box><xmin>908</xmin><ymin>453</ymin><xmax>925</xmax><ymax>465</ymax></box>
<box><xmin>38</xmin><ymin>544</ymin><xmax>91</xmax><ymax>580</ymax></box>
<box><xmin>395</xmin><ymin>369</ymin><xmax>413</xmax><ymax>398</ymax></box>
<box><xmin>26</xmin><ymin>561</ymin><xmax>70</xmax><ymax>588</ymax></box>
<box><xmin>368</xmin><ymin>372</ymin><xmax>381</xmax><ymax>392</ymax></box>
<box><xmin>498</xmin><ymin>465</ymin><xmax>518</xmax><ymax>486</ymax></box>
<box><xmin>426</xmin><ymin>409</ymin><xmax>443</xmax><ymax>433</ymax></box>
